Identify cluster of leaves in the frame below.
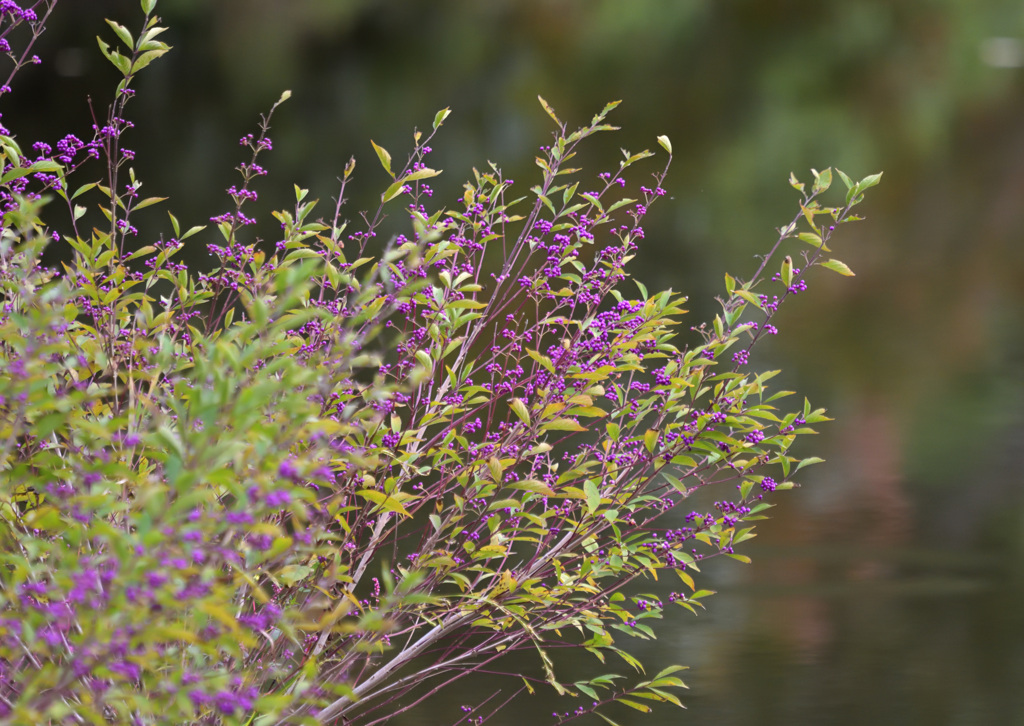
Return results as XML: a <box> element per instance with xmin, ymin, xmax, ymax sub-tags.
<box><xmin>0</xmin><ymin>1</ymin><xmax>880</xmax><ymax>724</ymax></box>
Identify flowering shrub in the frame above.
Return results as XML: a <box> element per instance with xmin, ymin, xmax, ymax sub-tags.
<box><xmin>0</xmin><ymin>1</ymin><xmax>880</xmax><ymax>724</ymax></box>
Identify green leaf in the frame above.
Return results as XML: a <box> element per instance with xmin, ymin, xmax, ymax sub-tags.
<box><xmin>733</xmin><ymin>289</ymin><xmax>763</xmax><ymax>309</ymax></box>
<box><xmin>105</xmin><ymin>19</ymin><xmax>134</xmax><ymax>50</ymax></box>
<box><xmin>617</xmin><ymin>698</ymin><xmax>651</xmax><ymax>713</ymax></box>
<box><xmin>71</xmin><ymin>182</ymin><xmax>98</xmax><ymax>201</ymax></box>
<box><xmin>0</xmin><ymin>167</ymin><xmax>32</xmax><ymax>184</ymax></box>
<box><xmin>128</xmin><ymin>245</ymin><xmax>157</xmax><ymax>260</ymax></box>
<box><xmin>382</xmin><ymin>180</ymin><xmax>406</xmax><ymax>204</ymax></box>
<box><xmin>414</xmin><ymin>349</ymin><xmax>432</xmax><ymax>372</ymax></box>
<box><xmin>563</xmin><ymin>181</ymin><xmax>579</xmax><ymax>206</ymax></box>
<box><xmin>664</xmin><ymin>473</ymin><xmax>688</xmax><ymax>495</ymax></box>
<box><xmin>181</xmin><ymin>224</ymin><xmax>205</xmax><ymax>241</ymax></box>
<box><xmin>532</xmin><ymin>188</ymin><xmax>556</xmax><ymax>216</ymax></box>
<box><xmin>96</xmin><ymin>37</ymin><xmax>131</xmax><ymax>75</ymax></box>
<box><xmin>28</xmin><ymin>159</ymin><xmax>63</xmax><ymax>174</ymax></box>
<box><xmin>370</xmin><ymin>140</ymin><xmax>394</xmax><ymax>178</ymax></box>
<box><xmin>797</xmin><ymin>232</ymin><xmax>827</xmax><ymax>250</ymax></box>
<box><xmin>652</xmin><ymin>665</ymin><xmax>689</xmax><ymax>680</ymax></box>
<box><xmin>402</xmin><ymin>167</ymin><xmax>441</xmax><ymax>183</ymax></box>
<box><xmin>541</xmin><ymin>418</ymin><xmax>587</xmax><ymax>432</ymax></box>
<box><xmin>524</xmin><ymin>348</ymin><xmax>557</xmax><ymax>374</ymax></box>
<box><xmin>278</xmin><ymin>565</ymin><xmax>312</xmax><ymax>586</ymax></box>
<box><xmin>510</xmin><ymin>398</ymin><xmax>530</xmax><ymax>425</ymax></box>
<box><xmin>432</xmin><ymin>107</ymin><xmax>451</xmax><ymax>130</ymax></box>
<box><xmin>131</xmin><ymin>48</ymin><xmax>169</xmax><ymax>73</ymax></box>
<box><xmin>594</xmin><ymin>99</ymin><xmax>622</xmax><ymax>122</ymax></box>
<box><xmin>795</xmin><ymin>456</ymin><xmax>825</xmax><ymax>472</ymax></box>
<box><xmin>584</xmin><ymin>480</ymin><xmax>600</xmax><ymax>515</ymax></box>
<box><xmin>537</xmin><ymin>95</ymin><xmax>562</xmax><ymax>126</ymax></box>
<box><xmin>781</xmin><ymin>256</ymin><xmax>793</xmax><ymax>288</ymax></box>
<box><xmin>508</xmin><ymin>479</ymin><xmax>556</xmax><ymax>496</ymax></box>
<box><xmin>677</xmin><ymin>569</ymin><xmax>696</xmax><ymax>592</ymax></box>
<box><xmin>24</xmin><ymin>506</ymin><xmax>62</xmax><ymax>531</ymax></box>
<box><xmin>645</xmin><ymin>687</ymin><xmax>684</xmax><ymax>707</ymax></box>
<box><xmin>133</xmin><ymin>195</ymin><xmax>167</xmax><ymax>211</ymax></box>
<box><xmin>487</xmin><ymin>498</ymin><xmax>522</xmax><ymax>512</ymax></box>
<box><xmin>33</xmin><ymin>412</ymin><xmax>66</xmax><ymax>439</ymax></box>
<box><xmin>812</xmin><ymin>167</ymin><xmax>832</xmax><ymax>194</ymax></box>
<box><xmin>858</xmin><ymin>171</ymin><xmax>883</xmax><ymax>190</ymax></box>
<box><xmin>138</xmin><ymin>26</ymin><xmax>170</xmax><ymax>51</ymax></box>
<box><xmin>356</xmin><ymin>489</ymin><xmax>412</xmax><ymax>518</ymax></box>
<box><xmin>820</xmin><ymin>259</ymin><xmax>855</xmax><ymax>276</ymax></box>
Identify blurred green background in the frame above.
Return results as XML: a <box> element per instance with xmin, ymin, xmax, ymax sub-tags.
<box><xmin>10</xmin><ymin>0</ymin><xmax>1024</xmax><ymax>723</ymax></box>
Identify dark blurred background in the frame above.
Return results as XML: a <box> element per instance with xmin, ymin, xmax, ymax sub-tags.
<box><xmin>8</xmin><ymin>1</ymin><xmax>1024</xmax><ymax>723</ymax></box>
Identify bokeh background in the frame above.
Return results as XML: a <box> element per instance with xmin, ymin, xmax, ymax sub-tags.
<box><xmin>9</xmin><ymin>1</ymin><xmax>1024</xmax><ymax>723</ymax></box>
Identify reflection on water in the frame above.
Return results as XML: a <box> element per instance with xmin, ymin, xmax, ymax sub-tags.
<box><xmin>663</xmin><ymin>537</ymin><xmax>1009</xmax><ymax>726</ymax></box>
<box><xmin>643</xmin><ymin>400</ymin><xmax>1023</xmax><ymax>726</ymax></box>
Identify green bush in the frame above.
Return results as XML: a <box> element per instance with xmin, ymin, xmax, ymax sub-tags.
<box><xmin>0</xmin><ymin>1</ymin><xmax>878</xmax><ymax>724</ymax></box>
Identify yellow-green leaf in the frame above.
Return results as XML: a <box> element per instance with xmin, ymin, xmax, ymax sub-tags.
<box><xmin>510</xmin><ymin>398</ymin><xmax>530</xmax><ymax>425</ymax></box>
<box><xmin>820</xmin><ymin>259</ymin><xmax>855</xmax><ymax>276</ymax></box>
<box><xmin>370</xmin><ymin>139</ymin><xmax>393</xmax><ymax>178</ymax></box>
<box><xmin>508</xmin><ymin>479</ymin><xmax>556</xmax><ymax>496</ymax></box>
<box><xmin>618</xmin><ymin>698</ymin><xmax>651</xmax><ymax>713</ymax></box>
<box><xmin>797</xmin><ymin>232</ymin><xmax>826</xmax><ymax>249</ymax></box>
<box><xmin>812</xmin><ymin>167</ymin><xmax>832</xmax><ymax>194</ymax></box>
<box><xmin>541</xmin><ymin>418</ymin><xmax>587</xmax><ymax>432</ymax></box>
<box><xmin>356</xmin><ymin>489</ymin><xmax>412</xmax><ymax>518</ymax></box>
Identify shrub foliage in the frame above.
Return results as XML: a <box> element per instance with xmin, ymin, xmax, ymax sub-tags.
<box><xmin>0</xmin><ymin>1</ymin><xmax>879</xmax><ymax>724</ymax></box>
